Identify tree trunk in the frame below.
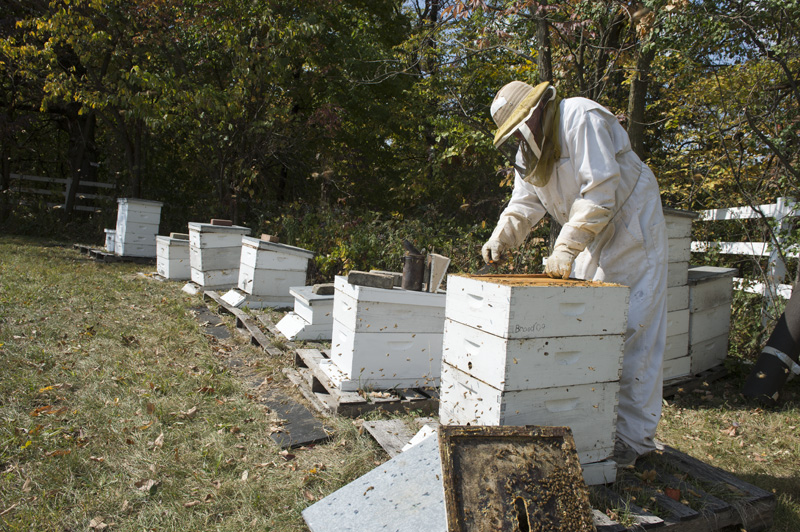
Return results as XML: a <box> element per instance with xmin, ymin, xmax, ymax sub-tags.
<box><xmin>121</xmin><ymin>117</ymin><xmax>145</xmax><ymax>198</ymax></box>
<box><xmin>534</xmin><ymin>0</ymin><xmax>552</xmax><ymax>82</ymax></box>
<box><xmin>627</xmin><ymin>42</ymin><xmax>656</xmax><ymax>159</ymax></box>
<box><xmin>64</xmin><ymin>111</ymin><xmax>98</xmax><ymax>217</ymax></box>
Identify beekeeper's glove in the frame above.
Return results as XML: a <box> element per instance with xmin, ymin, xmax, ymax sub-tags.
<box><xmin>482</xmin><ymin>239</ymin><xmax>507</xmax><ymax>264</ymax></box>
<box><xmin>545</xmin><ymin>244</ymin><xmax>578</xmax><ymax>279</ymax></box>
<box><xmin>545</xmin><ymin>199</ymin><xmax>613</xmax><ymax>279</ymax></box>
<box><xmin>482</xmin><ymin>212</ymin><xmax>532</xmax><ymax>264</ymax></box>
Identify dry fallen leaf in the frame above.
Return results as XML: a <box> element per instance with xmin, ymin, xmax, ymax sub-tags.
<box><xmin>88</xmin><ymin>516</ymin><xmax>108</xmax><ymax>530</ymax></box>
<box><xmin>304</xmin><ymin>490</ymin><xmax>316</xmax><ymax>502</ymax></box>
<box><xmin>21</xmin><ymin>478</ymin><xmax>31</xmax><ymax>492</ymax></box>
<box><xmin>153</xmin><ymin>432</ymin><xmax>164</xmax><ymax>449</ymax></box>
<box><xmin>279</xmin><ymin>450</ymin><xmax>296</xmax><ymax>461</ymax></box>
<box><xmin>134</xmin><ymin>479</ymin><xmax>160</xmax><ymax>494</ymax></box>
<box><xmin>664</xmin><ymin>488</ymin><xmax>681</xmax><ymax>501</ymax></box>
<box><xmin>146</xmin><ymin>403</ymin><xmax>155</xmax><ymax>414</ymax></box>
<box><xmin>241</xmin><ymin>470</ymin><xmax>249</xmax><ymax>482</ymax></box>
<box><xmin>184</xmin><ymin>500</ymin><xmax>202</xmax><ymax>508</ymax></box>
<box><xmin>640</xmin><ymin>469</ymin><xmax>657</xmax><ymax>483</ymax></box>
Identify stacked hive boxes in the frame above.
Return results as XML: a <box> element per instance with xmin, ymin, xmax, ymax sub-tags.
<box><xmin>275</xmin><ymin>286</ymin><xmax>334</xmax><ymax>341</ymax></box>
<box><xmin>662</xmin><ymin>208</ymin><xmax>698</xmax><ymax>380</ymax></box>
<box><xmin>188</xmin><ymin>222</ymin><xmax>250</xmax><ymax>290</ymax></box>
<box><xmin>156</xmin><ymin>233</ymin><xmax>191</xmax><ymax>280</ymax></box>
<box><xmin>320</xmin><ymin>275</ymin><xmax>445</xmax><ymax>392</ymax></box>
<box><xmin>115</xmin><ymin>198</ymin><xmax>163</xmax><ymax>257</ymax></box>
<box><xmin>438</xmin><ymin>274</ymin><xmax>629</xmax><ymax>485</ymax></box>
<box><xmin>688</xmin><ymin>266</ymin><xmax>736</xmax><ymax>373</ymax></box>
<box><xmin>236</xmin><ymin>237</ymin><xmax>314</xmax><ymax>308</ymax></box>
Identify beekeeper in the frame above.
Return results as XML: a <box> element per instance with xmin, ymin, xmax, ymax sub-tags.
<box><xmin>482</xmin><ymin>81</ymin><xmax>668</xmax><ymax>467</ymax></box>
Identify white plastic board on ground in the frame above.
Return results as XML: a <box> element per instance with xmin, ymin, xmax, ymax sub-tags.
<box><xmin>275</xmin><ymin>312</ymin><xmax>333</xmax><ymax>341</ymax></box>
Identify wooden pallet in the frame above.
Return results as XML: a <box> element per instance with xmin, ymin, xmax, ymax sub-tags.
<box><xmin>663</xmin><ymin>364</ymin><xmax>728</xmax><ymax>398</ymax></box>
<box><xmin>72</xmin><ymin>243</ymin><xmax>154</xmax><ymax>264</ymax></box>
<box><xmin>286</xmin><ymin>348</ymin><xmax>439</xmax><ymax>418</ymax></box>
<box><xmin>589</xmin><ymin>445</ymin><xmax>775</xmax><ymax>531</ymax></box>
<box><xmin>203</xmin><ymin>291</ymin><xmax>284</xmax><ymax>355</ymax></box>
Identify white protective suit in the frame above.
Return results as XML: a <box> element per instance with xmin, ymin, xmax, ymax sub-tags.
<box><xmin>488</xmin><ymin>97</ymin><xmax>668</xmax><ymax>455</ymax></box>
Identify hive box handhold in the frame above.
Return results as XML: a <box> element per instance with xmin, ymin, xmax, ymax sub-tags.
<box><xmin>260</xmin><ymin>233</ymin><xmax>280</xmax><ymax>243</ymax></box>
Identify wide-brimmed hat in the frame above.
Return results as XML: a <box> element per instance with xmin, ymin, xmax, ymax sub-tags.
<box><xmin>491</xmin><ymin>81</ymin><xmax>553</xmax><ymax>148</ymax></box>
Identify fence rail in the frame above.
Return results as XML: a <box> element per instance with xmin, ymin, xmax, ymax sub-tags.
<box><xmin>691</xmin><ymin>197</ymin><xmax>796</xmax><ymax>300</ymax></box>
<box><xmin>8</xmin><ymin>173</ymin><xmax>115</xmax><ymax>213</ymax></box>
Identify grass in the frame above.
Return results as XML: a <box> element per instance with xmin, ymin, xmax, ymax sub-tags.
<box><xmin>0</xmin><ymin>236</ymin><xmax>382</xmax><ymax>531</ymax></box>
<box><xmin>2</xmin><ymin>234</ymin><xmax>800</xmax><ymax>530</ymax></box>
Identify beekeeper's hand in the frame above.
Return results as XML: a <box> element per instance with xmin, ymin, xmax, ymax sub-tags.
<box><xmin>544</xmin><ymin>246</ymin><xmax>576</xmax><ymax>279</ymax></box>
<box><xmin>482</xmin><ymin>239</ymin><xmax>506</xmax><ymax>264</ymax></box>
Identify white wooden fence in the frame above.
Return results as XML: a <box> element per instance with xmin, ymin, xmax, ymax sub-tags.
<box><xmin>691</xmin><ymin>197</ymin><xmax>797</xmax><ymax>300</ymax></box>
<box><xmin>9</xmin><ymin>173</ymin><xmax>115</xmax><ymax>213</ymax></box>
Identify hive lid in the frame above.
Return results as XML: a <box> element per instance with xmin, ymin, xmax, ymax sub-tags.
<box><xmin>662</xmin><ymin>206</ymin><xmax>700</xmax><ymax>219</ymax></box>
<box><xmin>455</xmin><ymin>273</ymin><xmax>623</xmax><ymax>288</ymax></box>
<box><xmin>687</xmin><ymin>265</ymin><xmax>738</xmax><ymax>283</ymax></box>
<box><xmin>242</xmin><ymin>236</ymin><xmax>314</xmax><ymax>258</ymax></box>
<box><xmin>156</xmin><ymin>234</ymin><xmax>189</xmax><ymax>244</ymax></box>
<box><xmin>187</xmin><ymin>222</ymin><xmax>250</xmax><ymax>235</ymax></box>
<box><xmin>117</xmin><ymin>197</ymin><xmax>164</xmax><ymax>207</ymax></box>
<box><xmin>439</xmin><ymin>425</ymin><xmax>594</xmax><ymax>532</ymax></box>
<box><xmin>289</xmin><ymin>285</ymin><xmax>334</xmax><ymax>303</ymax></box>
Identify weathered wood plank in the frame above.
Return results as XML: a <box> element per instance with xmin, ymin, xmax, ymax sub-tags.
<box><xmin>659</xmin><ymin>446</ymin><xmax>774</xmax><ymax>501</ymax></box>
<box><xmin>363</xmin><ymin>420</ymin><xmax>416</xmax><ymax>458</ymax></box>
<box><xmin>592</xmin><ymin>485</ymin><xmax>664</xmax><ymax>529</ymax></box>
<box><xmin>591</xmin><ymin>509</ymin><xmax>626</xmax><ymax>532</ymax></box>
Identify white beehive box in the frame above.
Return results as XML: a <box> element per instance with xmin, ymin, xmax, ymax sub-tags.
<box><xmin>233</xmin><ymin>237</ymin><xmax>314</xmax><ymax>308</ymax></box>
<box><xmin>275</xmin><ymin>286</ymin><xmax>335</xmax><ymax>341</ymax></box>
<box><xmin>156</xmin><ymin>235</ymin><xmax>190</xmax><ymax>280</ymax></box>
<box><xmin>187</xmin><ymin>222</ymin><xmax>250</xmax><ymax>289</ymax></box>
<box><xmin>442</xmin><ymin>318</ymin><xmax>624</xmax><ymax>390</ymax></box>
<box><xmin>115</xmin><ymin>198</ymin><xmax>163</xmax><ymax>257</ymax></box>
<box><xmin>104</xmin><ymin>229</ymin><xmax>116</xmax><ymax>253</ymax></box>
<box><xmin>662</xmin><ymin>208</ymin><xmax>698</xmax><ymax>376</ymax></box>
<box><xmin>445</xmin><ymin>274</ymin><xmax>629</xmax><ymax>339</ymax></box>
<box><xmin>439</xmin><ymin>274</ymin><xmax>628</xmax><ymax>470</ymax></box>
<box><xmin>438</xmin><ymin>363</ymin><xmax>620</xmax><ymax>464</ymax></box>
<box><xmin>326</xmin><ymin>275</ymin><xmax>446</xmax><ymax>391</ymax></box>
<box><xmin>688</xmin><ymin>266</ymin><xmax>736</xmax><ymax>373</ymax></box>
